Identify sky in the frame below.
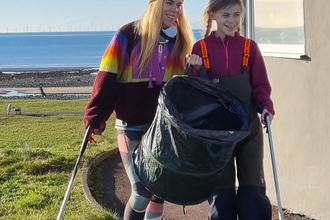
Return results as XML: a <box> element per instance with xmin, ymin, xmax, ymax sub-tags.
<box><xmin>0</xmin><ymin>0</ymin><xmax>207</xmax><ymax>33</ymax></box>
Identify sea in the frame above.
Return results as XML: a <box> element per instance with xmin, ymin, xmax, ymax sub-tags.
<box><xmin>0</xmin><ymin>30</ymin><xmax>203</xmax><ymax>72</ymax></box>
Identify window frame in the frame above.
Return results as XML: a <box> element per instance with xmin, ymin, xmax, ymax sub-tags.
<box><xmin>244</xmin><ymin>0</ymin><xmax>307</xmax><ymax>60</ymax></box>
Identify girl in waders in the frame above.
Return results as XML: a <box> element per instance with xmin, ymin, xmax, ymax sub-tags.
<box><xmin>188</xmin><ymin>0</ymin><xmax>275</xmax><ymax>219</ymax></box>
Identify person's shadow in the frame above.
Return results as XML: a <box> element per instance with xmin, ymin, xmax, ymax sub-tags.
<box><xmin>88</xmin><ymin>149</ymin><xmax>210</xmax><ymax>220</ymax></box>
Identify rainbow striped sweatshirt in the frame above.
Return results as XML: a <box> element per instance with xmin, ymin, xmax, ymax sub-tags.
<box><xmin>84</xmin><ymin>22</ymin><xmax>185</xmax><ymax>130</ymax></box>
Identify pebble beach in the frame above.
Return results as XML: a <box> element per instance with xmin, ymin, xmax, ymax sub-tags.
<box><xmin>0</xmin><ymin>69</ymin><xmax>97</xmax><ymax>100</ymax></box>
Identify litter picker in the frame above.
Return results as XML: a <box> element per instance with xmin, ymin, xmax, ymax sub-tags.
<box><xmin>261</xmin><ymin>110</ymin><xmax>284</xmax><ymax>220</ymax></box>
<box><xmin>57</xmin><ymin>125</ymin><xmax>92</xmax><ymax>220</ymax></box>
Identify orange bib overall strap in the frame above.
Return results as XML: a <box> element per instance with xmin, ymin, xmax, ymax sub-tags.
<box><xmin>243</xmin><ymin>38</ymin><xmax>251</xmax><ymax>68</ymax></box>
<box><xmin>199</xmin><ymin>39</ymin><xmax>210</xmax><ymax>70</ymax></box>
<box><xmin>199</xmin><ymin>38</ymin><xmax>252</xmax><ymax>73</ymax></box>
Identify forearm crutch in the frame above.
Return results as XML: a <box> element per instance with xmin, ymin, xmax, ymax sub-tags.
<box><xmin>57</xmin><ymin>126</ymin><xmax>91</xmax><ymax>220</ymax></box>
<box><xmin>264</xmin><ymin>112</ymin><xmax>284</xmax><ymax>220</ymax></box>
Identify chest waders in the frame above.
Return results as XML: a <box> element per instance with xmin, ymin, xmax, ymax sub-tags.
<box><xmin>199</xmin><ymin>39</ymin><xmax>272</xmax><ymax>220</ymax></box>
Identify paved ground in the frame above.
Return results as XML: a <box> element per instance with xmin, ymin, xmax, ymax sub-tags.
<box><xmin>90</xmin><ymin>151</ymin><xmax>209</xmax><ymax>220</ymax></box>
<box><xmin>86</xmin><ymin>150</ymin><xmax>311</xmax><ymax>220</ymax></box>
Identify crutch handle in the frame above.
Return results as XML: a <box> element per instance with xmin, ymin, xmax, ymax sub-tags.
<box><xmin>257</xmin><ymin>105</ymin><xmax>263</xmax><ymax>114</ymax></box>
<box><xmin>257</xmin><ymin>105</ymin><xmax>270</xmax><ymax>132</ymax></box>
<box><xmin>257</xmin><ymin>105</ymin><xmax>271</xmax><ymax>119</ymax></box>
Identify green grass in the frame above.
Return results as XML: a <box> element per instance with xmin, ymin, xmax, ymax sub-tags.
<box><xmin>2</xmin><ymin>99</ymin><xmax>89</xmax><ymax>114</ymax></box>
<box><xmin>0</xmin><ymin>99</ymin><xmax>120</xmax><ymax>220</ymax></box>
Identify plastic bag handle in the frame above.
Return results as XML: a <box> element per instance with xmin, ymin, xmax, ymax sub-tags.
<box><xmin>184</xmin><ymin>63</ymin><xmax>189</xmax><ymax>75</ymax></box>
<box><xmin>184</xmin><ymin>63</ymin><xmax>205</xmax><ymax>78</ymax></box>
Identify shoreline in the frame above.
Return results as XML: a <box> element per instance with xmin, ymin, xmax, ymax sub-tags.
<box><xmin>0</xmin><ymin>68</ymin><xmax>97</xmax><ymax>88</ymax></box>
<box><xmin>0</xmin><ymin>66</ymin><xmax>98</xmax><ymax>73</ymax></box>
<box><xmin>0</xmin><ymin>68</ymin><xmax>97</xmax><ymax>100</ymax></box>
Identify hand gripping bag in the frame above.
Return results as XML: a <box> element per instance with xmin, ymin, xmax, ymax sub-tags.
<box><xmin>133</xmin><ymin>75</ymin><xmax>251</xmax><ymax>205</ymax></box>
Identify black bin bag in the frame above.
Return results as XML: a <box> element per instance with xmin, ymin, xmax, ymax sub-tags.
<box><xmin>133</xmin><ymin>75</ymin><xmax>251</xmax><ymax>205</ymax></box>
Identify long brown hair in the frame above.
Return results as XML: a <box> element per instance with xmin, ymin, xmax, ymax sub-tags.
<box><xmin>202</xmin><ymin>0</ymin><xmax>245</xmax><ymax>38</ymax></box>
<box><xmin>134</xmin><ymin>0</ymin><xmax>195</xmax><ymax>74</ymax></box>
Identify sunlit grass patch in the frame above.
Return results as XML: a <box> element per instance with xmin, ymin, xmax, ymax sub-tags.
<box><xmin>0</xmin><ymin>147</ymin><xmax>53</xmax><ymax>166</ymax></box>
<box><xmin>0</xmin><ymin>99</ymin><xmax>119</xmax><ymax>220</ymax></box>
<box><xmin>23</xmin><ymin>156</ymin><xmax>76</xmax><ymax>175</ymax></box>
<box><xmin>0</xmin><ymin>173</ymin><xmax>68</xmax><ymax>217</ymax></box>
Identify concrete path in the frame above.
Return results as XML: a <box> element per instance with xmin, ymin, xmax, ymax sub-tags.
<box><xmin>82</xmin><ymin>148</ymin><xmax>209</xmax><ymax>220</ymax></box>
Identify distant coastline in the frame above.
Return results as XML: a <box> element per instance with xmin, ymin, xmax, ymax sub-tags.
<box><xmin>0</xmin><ymin>68</ymin><xmax>97</xmax><ymax>87</ymax></box>
<box><xmin>0</xmin><ymin>68</ymin><xmax>97</xmax><ymax>99</ymax></box>
<box><xmin>0</xmin><ymin>66</ymin><xmax>99</xmax><ymax>73</ymax></box>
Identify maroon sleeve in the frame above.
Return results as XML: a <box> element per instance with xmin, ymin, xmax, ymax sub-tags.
<box><xmin>83</xmin><ymin>71</ymin><xmax>117</xmax><ymax>130</ymax></box>
<box><xmin>249</xmin><ymin>41</ymin><xmax>275</xmax><ymax>115</ymax></box>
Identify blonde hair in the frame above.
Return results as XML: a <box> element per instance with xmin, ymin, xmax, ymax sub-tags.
<box><xmin>134</xmin><ymin>0</ymin><xmax>195</xmax><ymax>73</ymax></box>
<box><xmin>202</xmin><ymin>0</ymin><xmax>245</xmax><ymax>38</ymax></box>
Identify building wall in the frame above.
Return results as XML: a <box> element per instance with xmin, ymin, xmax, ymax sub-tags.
<box><xmin>262</xmin><ymin>0</ymin><xmax>330</xmax><ymax>219</ymax></box>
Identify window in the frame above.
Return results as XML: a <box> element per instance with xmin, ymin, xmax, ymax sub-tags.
<box><xmin>253</xmin><ymin>0</ymin><xmax>305</xmax><ymax>59</ymax></box>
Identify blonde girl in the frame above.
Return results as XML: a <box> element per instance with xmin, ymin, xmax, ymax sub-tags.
<box><xmin>84</xmin><ymin>0</ymin><xmax>195</xmax><ymax>219</ymax></box>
